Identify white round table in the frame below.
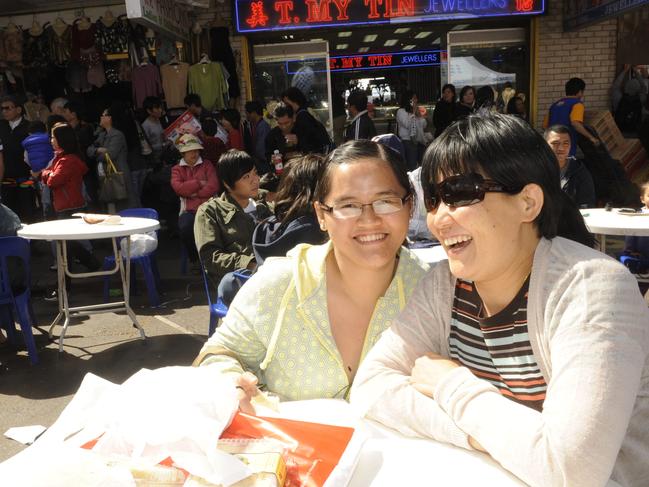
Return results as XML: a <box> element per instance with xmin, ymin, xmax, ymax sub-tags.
<box><xmin>18</xmin><ymin>217</ymin><xmax>160</xmax><ymax>352</ymax></box>
<box><xmin>580</xmin><ymin>208</ymin><xmax>649</xmax><ymax>253</ymax></box>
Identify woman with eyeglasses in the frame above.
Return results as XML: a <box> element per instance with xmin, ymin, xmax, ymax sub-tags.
<box><xmin>194</xmin><ymin>140</ymin><xmax>428</xmax><ymax>412</ymax></box>
<box><xmin>352</xmin><ymin>113</ymin><xmax>649</xmax><ymax>487</ymax></box>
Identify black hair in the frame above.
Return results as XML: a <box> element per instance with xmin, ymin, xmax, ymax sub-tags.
<box><xmin>217</xmin><ymin>149</ymin><xmax>257</xmax><ymax>191</ymax></box>
<box><xmin>104</xmin><ymin>103</ymin><xmax>140</xmax><ymax>153</ymax></box>
<box><xmin>202</xmin><ymin>118</ymin><xmax>219</xmax><ymax>137</ymax></box>
<box><xmin>275</xmin><ymin>154</ymin><xmax>326</xmax><ymax>227</ymax></box>
<box><xmin>222</xmin><ymin>109</ymin><xmax>241</xmax><ymax>129</ymax></box>
<box><xmin>543</xmin><ymin>124</ymin><xmax>571</xmax><ymax>139</ymax></box>
<box><xmin>46</xmin><ymin>114</ymin><xmax>66</xmax><ymax>133</ymax></box>
<box><xmin>51</xmin><ymin>123</ymin><xmax>80</xmax><ymax>156</ymax></box>
<box><xmin>273</xmin><ymin>102</ymin><xmax>294</xmax><ymax>119</ymax></box>
<box><xmin>459</xmin><ymin>85</ymin><xmax>476</xmax><ymax>105</ymax></box>
<box><xmin>565</xmin><ymin>77</ymin><xmax>586</xmax><ymax>96</ymax></box>
<box><xmin>143</xmin><ymin>96</ymin><xmax>162</xmax><ymax>112</ymax></box>
<box><xmin>184</xmin><ymin>93</ymin><xmax>202</xmax><ymax>107</ymax></box>
<box><xmin>281</xmin><ymin>87</ymin><xmax>308</xmax><ymax>110</ymax></box>
<box><xmin>399</xmin><ymin>89</ymin><xmax>415</xmax><ymax>113</ymax></box>
<box><xmin>28</xmin><ymin>120</ymin><xmax>47</xmax><ymax>134</ymax></box>
<box><xmin>475</xmin><ymin>86</ymin><xmax>495</xmax><ymax>109</ymax></box>
<box><xmin>1</xmin><ymin>95</ymin><xmax>23</xmax><ymax>110</ymax></box>
<box><xmin>259</xmin><ymin>172</ymin><xmax>280</xmax><ymax>193</ymax></box>
<box><xmin>506</xmin><ymin>95</ymin><xmax>525</xmax><ymax>116</ymax></box>
<box><xmin>420</xmin><ymin>113</ymin><xmax>592</xmax><ymax>244</ymax></box>
<box><xmin>441</xmin><ymin>83</ymin><xmax>456</xmax><ymax>97</ymax></box>
<box><xmin>63</xmin><ymin>101</ymin><xmax>84</xmax><ymax>120</ymax></box>
<box><xmin>347</xmin><ymin>90</ymin><xmax>368</xmax><ymax>112</ymax></box>
<box><xmin>245</xmin><ymin>101</ymin><xmax>264</xmax><ymax>116</ymax></box>
<box><xmin>315</xmin><ymin>139</ymin><xmax>413</xmax><ymax>203</ymax></box>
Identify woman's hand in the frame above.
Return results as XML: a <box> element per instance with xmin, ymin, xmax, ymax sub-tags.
<box><xmin>96</xmin><ymin>147</ymin><xmax>107</xmax><ymax>155</ymax></box>
<box><xmin>30</xmin><ymin>170</ymin><xmax>41</xmax><ymax>179</ymax></box>
<box><xmin>410</xmin><ymin>353</ymin><xmax>460</xmax><ymax>398</ymax></box>
<box><xmin>236</xmin><ymin>371</ymin><xmax>261</xmax><ymax>415</ymax></box>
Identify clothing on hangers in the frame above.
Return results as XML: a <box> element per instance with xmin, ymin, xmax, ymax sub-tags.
<box><xmin>188</xmin><ymin>61</ymin><xmax>228</xmax><ymax>111</ymax></box>
<box><xmin>23</xmin><ymin>26</ymin><xmax>49</xmax><ymax>68</ymax></box>
<box><xmin>46</xmin><ymin>23</ymin><xmax>72</xmax><ymax>66</ymax></box>
<box><xmin>210</xmin><ymin>27</ymin><xmax>241</xmax><ymax>99</ymax></box>
<box><xmin>3</xmin><ymin>27</ymin><xmax>23</xmax><ymax>64</ymax></box>
<box><xmin>132</xmin><ymin>63</ymin><xmax>162</xmax><ymax>108</ymax></box>
<box><xmin>160</xmin><ymin>61</ymin><xmax>189</xmax><ymax>109</ymax></box>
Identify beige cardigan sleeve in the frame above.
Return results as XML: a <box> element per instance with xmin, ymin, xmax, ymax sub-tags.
<box><xmin>355</xmin><ymin>240</ymin><xmax>649</xmax><ymax>487</ymax></box>
<box><xmin>433</xmin><ymin>257</ymin><xmax>649</xmax><ymax>487</ymax></box>
<box><xmin>351</xmin><ymin>265</ymin><xmax>472</xmax><ymax>449</ymax></box>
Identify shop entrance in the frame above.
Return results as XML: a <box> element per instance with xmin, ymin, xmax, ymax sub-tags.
<box><xmin>252</xmin><ymin>40</ymin><xmax>333</xmax><ymax>135</ymax></box>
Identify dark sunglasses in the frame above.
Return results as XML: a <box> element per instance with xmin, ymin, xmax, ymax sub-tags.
<box><xmin>425</xmin><ymin>173</ymin><xmax>521</xmax><ymax>210</ymax></box>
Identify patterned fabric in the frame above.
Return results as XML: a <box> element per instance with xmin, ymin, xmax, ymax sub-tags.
<box><xmin>196</xmin><ymin>242</ymin><xmax>429</xmax><ymax>401</ymax></box>
<box><xmin>46</xmin><ymin>24</ymin><xmax>72</xmax><ymax>66</ymax></box>
<box><xmin>449</xmin><ymin>277</ymin><xmax>547</xmax><ymax>411</ymax></box>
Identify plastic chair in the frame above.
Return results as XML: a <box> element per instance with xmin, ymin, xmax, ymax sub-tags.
<box><xmin>102</xmin><ymin>208</ymin><xmax>161</xmax><ymax>308</ymax></box>
<box><xmin>199</xmin><ymin>259</ymin><xmax>228</xmax><ymax>337</ymax></box>
<box><xmin>0</xmin><ymin>236</ymin><xmax>39</xmax><ymax>365</ymax></box>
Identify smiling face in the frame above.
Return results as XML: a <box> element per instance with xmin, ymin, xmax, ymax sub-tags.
<box><xmin>426</xmin><ymin>172</ymin><xmax>541</xmax><ymax>288</ymax></box>
<box><xmin>315</xmin><ymin>158</ymin><xmax>411</xmax><ymax>273</ymax></box>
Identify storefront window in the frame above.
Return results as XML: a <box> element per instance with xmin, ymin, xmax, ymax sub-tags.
<box><xmin>252</xmin><ymin>41</ymin><xmax>333</xmax><ymax>133</ymax></box>
<box><xmin>448</xmin><ymin>28</ymin><xmax>529</xmax><ymax>110</ymax></box>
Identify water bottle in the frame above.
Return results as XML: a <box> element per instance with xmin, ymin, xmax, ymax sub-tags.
<box><xmin>272</xmin><ymin>150</ymin><xmax>284</xmax><ymax>175</ymax></box>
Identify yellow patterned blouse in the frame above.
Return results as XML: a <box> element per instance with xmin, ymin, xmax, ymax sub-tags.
<box><xmin>194</xmin><ymin>241</ymin><xmax>429</xmax><ymax>401</ymax></box>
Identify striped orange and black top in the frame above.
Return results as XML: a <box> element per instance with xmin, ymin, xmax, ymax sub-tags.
<box><xmin>449</xmin><ymin>277</ymin><xmax>547</xmax><ymax>412</ymax></box>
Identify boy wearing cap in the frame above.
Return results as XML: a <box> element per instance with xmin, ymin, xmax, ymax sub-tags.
<box><xmin>171</xmin><ymin>134</ymin><xmax>220</xmax><ymax>266</ymax></box>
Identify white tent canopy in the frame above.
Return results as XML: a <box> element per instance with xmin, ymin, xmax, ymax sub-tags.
<box><xmin>449</xmin><ymin>56</ymin><xmax>516</xmax><ymax>88</ymax></box>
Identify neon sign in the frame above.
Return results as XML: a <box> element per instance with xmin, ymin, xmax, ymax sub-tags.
<box><xmin>236</xmin><ymin>0</ymin><xmax>545</xmax><ymax>32</ymax></box>
<box><xmin>285</xmin><ymin>50</ymin><xmax>445</xmax><ymax>73</ymax></box>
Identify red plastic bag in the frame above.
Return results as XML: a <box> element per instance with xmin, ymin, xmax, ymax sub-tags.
<box><xmin>221</xmin><ymin>412</ymin><xmax>355</xmax><ymax>487</ymax></box>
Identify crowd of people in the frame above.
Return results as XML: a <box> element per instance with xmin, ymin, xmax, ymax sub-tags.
<box><xmin>1</xmin><ymin>73</ymin><xmax>649</xmax><ymax>486</ymax></box>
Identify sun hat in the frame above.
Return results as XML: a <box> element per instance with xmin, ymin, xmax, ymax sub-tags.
<box><xmin>176</xmin><ymin>134</ymin><xmax>204</xmax><ymax>153</ymax></box>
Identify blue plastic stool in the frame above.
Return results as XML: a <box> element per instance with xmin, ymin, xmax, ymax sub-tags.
<box><xmin>102</xmin><ymin>208</ymin><xmax>162</xmax><ymax>308</ymax></box>
<box><xmin>619</xmin><ymin>255</ymin><xmax>649</xmax><ymax>275</ymax></box>
<box><xmin>0</xmin><ymin>236</ymin><xmax>39</xmax><ymax>365</ymax></box>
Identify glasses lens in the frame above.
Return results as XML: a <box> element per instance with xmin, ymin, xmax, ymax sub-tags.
<box><xmin>332</xmin><ymin>203</ymin><xmax>361</xmax><ymax>219</ymax></box>
<box><xmin>1</xmin><ymin>106</ymin><xmax>12</xmax><ymax>110</ymax></box>
<box><xmin>437</xmin><ymin>174</ymin><xmax>486</xmax><ymax>207</ymax></box>
<box><xmin>372</xmin><ymin>197</ymin><xmax>403</xmax><ymax>215</ymax></box>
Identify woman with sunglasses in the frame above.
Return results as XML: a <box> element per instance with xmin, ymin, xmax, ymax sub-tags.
<box><xmin>194</xmin><ymin>140</ymin><xmax>428</xmax><ymax>412</ymax></box>
<box><xmin>352</xmin><ymin>114</ymin><xmax>649</xmax><ymax>487</ymax></box>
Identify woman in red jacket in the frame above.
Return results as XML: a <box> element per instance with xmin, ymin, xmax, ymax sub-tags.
<box><xmin>171</xmin><ymin>134</ymin><xmax>220</xmax><ymax>266</ymax></box>
<box><xmin>221</xmin><ymin>109</ymin><xmax>245</xmax><ymax>151</ymax></box>
<box><xmin>32</xmin><ymin>123</ymin><xmax>100</xmax><ymax>280</ymax></box>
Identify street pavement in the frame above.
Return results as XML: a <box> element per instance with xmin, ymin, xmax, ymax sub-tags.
<box><xmin>0</xmin><ymin>233</ymin><xmax>210</xmax><ymax>462</ymax></box>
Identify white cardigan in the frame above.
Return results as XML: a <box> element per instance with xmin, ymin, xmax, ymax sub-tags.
<box><xmin>351</xmin><ymin>237</ymin><xmax>649</xmax><ymax>487</ymax></box>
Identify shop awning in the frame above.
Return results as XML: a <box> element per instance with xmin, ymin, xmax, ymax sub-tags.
<box><xmin>449</xmin><ymin>56</ymin><xmax>515</xmax><ymax>88</ymax></box>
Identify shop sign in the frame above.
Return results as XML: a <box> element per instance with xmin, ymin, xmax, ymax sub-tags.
<box><xmin>285</xmin><ymin>50</ymin><xmax>444</xmax><ymax>73</ymax></box>
<box><xmin>563</xmin><ymin>0</ymin><xmax>649</xmax><ymax>31</ymax></box>
<box><xmin>126</xmin><ymin>0</ymin><xmax>192</xmax><ymax>40</ymax></box>
<box><xmin>235</xmin><ymin>0</ymin><xmax>545</xmax><ymax>33</ymax></box>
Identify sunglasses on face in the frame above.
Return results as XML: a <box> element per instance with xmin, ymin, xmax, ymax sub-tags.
<box><xmin>425</xmin><ymin>173</ymin><xmax>520</xmax><ymax>210</ymax></box>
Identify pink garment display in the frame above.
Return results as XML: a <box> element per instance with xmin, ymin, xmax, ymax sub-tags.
<box><xmin>132</xmin><ymin>63</ymin><xmax>162</xmax><ymax>108</ymax></box>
